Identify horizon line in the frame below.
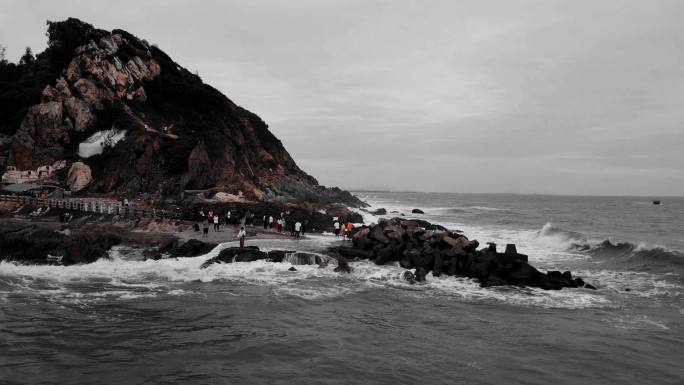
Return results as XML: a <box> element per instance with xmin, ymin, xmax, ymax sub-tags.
<box><xmin>343</xmin><ymin>188</ymin><xmax>683</xmax><ymax>199</ymax></box>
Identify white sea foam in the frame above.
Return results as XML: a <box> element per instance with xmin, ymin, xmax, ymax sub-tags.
<box><xmin>0</xmin><ymin>251</ymin><xmax>614</xmax><ymax>308</ymax></box>
<box><xmin>573</xmin><ymin>269</ymin><xmax>682</xmax><ymax>299</ymax></box>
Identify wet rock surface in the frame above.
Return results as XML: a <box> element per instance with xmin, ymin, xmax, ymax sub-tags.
<box><xmin>167</xmin><ymin>239</ymin><xmax>217</xmax><ymax>259</ymax></box>
<box><xmin>0</xmin><ymin>223</ymin><xmax>121</xmax><ymax>265</ymax></box>
<box><xmin>329</xmin><ymin>217</ymin><xmax>594</xmax><ymax>290</ymax></box>
<box><xmin>199</xmin><ymin>247</ymin><xmax>334</xmax><ymax>269</ymax></box>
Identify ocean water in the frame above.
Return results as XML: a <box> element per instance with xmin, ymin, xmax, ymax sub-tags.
<box><xmin>1</xmin><ymin>192</ymin><xmax>683</xmax><ymax>384</ymax></box>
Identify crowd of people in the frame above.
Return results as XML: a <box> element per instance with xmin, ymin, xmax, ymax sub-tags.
<box><xmin>262</xmin><ymin>212</ymin><xmax>308</xmax><ymax>239</ymax></box>
<box><xmin>189</xmin><ymin>208</ymin><xmax>339</xmax><ymax>247</ymax></box>
<box><xmin>333</xmin><ymin>219</ymin><xmax>355</xmax><ymax>240</ymax></box>
<box><xmin>191</xmin><ymin>208</ymin><xmax>254</xmax><ymax>238</ymax></box>
<box><xmin>187</xmin><ymin>207</ymin><xmax>357</xmax><ymax>248</ymax></box>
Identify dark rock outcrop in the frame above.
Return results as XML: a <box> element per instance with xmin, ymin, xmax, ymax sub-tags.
<box><xmin>1</xmin><ymin>18</ymin><xmax>363</xmax><ymax>207</ymax></box>
<box><xmin>168</xmin><ymin>239</ymin><xmax>217</xmax><ymax>258</ymax></box>
<box><xmin>331</xmin><ymin>217</ymin><xmax>593</xmax><ymax>290</ymax></box>
<box><xmin>411</xmin><ymin>209</ymin><xmax>424</xmax><ymax>214</ymax></box>
<box><xmin>0</xmin><ymin>224</ymin><xmax>120</xmax><ymax>265</ymax></box>
<box><xmin>198</xmin><ymin>247</ymin><xmax>337</xmax><ymax>269</ymax></box>
<box><xmin>334</xmin><ymin>257</ymin><xmax>351</xmax><ymax>273</ymax></box>
<box><xmin>200</xmin><ymin>246</ymin><xmax>268</xmax><ymax>268</ymax></box>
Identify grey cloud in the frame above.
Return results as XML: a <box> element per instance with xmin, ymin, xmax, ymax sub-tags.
<box><xmin>1</xmin><ymin>0</ymin><xmax>683</xmax><ymax>195</ymax></box>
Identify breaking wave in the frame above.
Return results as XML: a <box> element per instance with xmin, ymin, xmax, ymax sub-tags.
<box><xmin>587</xmin><ymin>240</ymin><xmax>684</xmax><ymax>270</ymax></box>
<box><xmin>535</xmin><ymin>222</ymin><xmax>684</xmax><ymax>271</ymax></box>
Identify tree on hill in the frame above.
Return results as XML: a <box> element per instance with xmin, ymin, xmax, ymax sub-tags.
<box><xmin>19</xmin><ymin>47</ymin><xmax>35</xmax><ymax>66</ymax></box>
<box><xmin>0</xmin><ymin>18</ymin><xmax>107</xmax><ymax>136</ymax></box>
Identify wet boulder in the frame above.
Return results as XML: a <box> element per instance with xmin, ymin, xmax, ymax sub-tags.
<box><xmin>62</xmin><ymin>232</ymin><xmax>121</xmax><ymax>265</ymax></box>
<box><xmin>415</xmin><ymin>267</ymin><xmax>427</xmax><ymax>282</ymax></box>
<box><xmin>335</xmin><ymin>246</ymin><xmax>373</xmax><ymax>260</ymax></box>
<box><xmin>547</xmin><ymin>270</ymin><xmax>575</xmax><ymax>288</ymax></box>
<box><xmin>441</xmin><ymin>235</ymin><xmax>469</xmax><ymax>249</ymax></box>
<box><xmin>266</xmin><ymin>249</ymin><xmax>295</xmax><ymax>263</ymax></box>
<box><xmin>370</xmin><ymin>226</ymin><xmax>390</xmax><ymax>244</ymax></box>
<box><xmin>0</xmin><ymin>227</ymin><xmax>66</xmax><ymax>263</ymax></box>
<box><xmin>334</xmin><ymin>257</ymin><xmax>351</xmax><ymax>273</ymax></box>
<box><xmin>200</xmin><ymin>246</ymin><xmax>267</xmax><ymax>268</ymax></box>
<box><xmin>508</xmin><ymin>263</ymin><xmax>542</xmax><ymax>284</ymax></box>
<box><xmin>411</xmin><ymin>208</ymin><xmax>424</xmax><ymax>214</ymax></box>
<box><xmin>375</xmin><ymin>244</ymin><xmax>396</xmax><ymax>265</ymax></box>
<box><xmin>169</xmin><ymin>239</ymin><xmax>217</xmax><ymax>258</ymax></box>
<box><xmin>402</xmin><ymin>270</ymin><xmax>417</xmax><ymax>284</ymax></box>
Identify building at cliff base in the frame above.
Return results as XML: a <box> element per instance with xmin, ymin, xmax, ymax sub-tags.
<box><xmin>1</xmin><ymin>160</ymin><xmax>67</xmax><ymax>184</ymax></box>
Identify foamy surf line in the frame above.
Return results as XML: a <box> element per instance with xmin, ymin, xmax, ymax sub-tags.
<box><xmin>0</xmin><ymin>257</ymin><xmax>613</xmax><ymax>309</ymax></box>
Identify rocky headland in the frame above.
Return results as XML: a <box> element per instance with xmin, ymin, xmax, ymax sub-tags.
<box><xmin>0</xmin><ymin>19</ymin><xmax>594</xmax><ymax>292</ymax></box>
<box><xmin>0</xmin><ymin>18</ymin><xmax>362</xmax><ymax>210</ymax></box>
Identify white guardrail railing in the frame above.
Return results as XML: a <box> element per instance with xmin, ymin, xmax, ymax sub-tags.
<box><xmin>0</xmin><ymin>195</ymin><xmax>180</xmax><ymax>219</ymax></box>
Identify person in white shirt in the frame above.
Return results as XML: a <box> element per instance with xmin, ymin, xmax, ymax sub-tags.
<box><xmin>213</xmin><ymin>214</ymin><xmax>220</xmax><ymax>232</ymax></box>
<box><xmin>294</xmin><ymin>221</ymin><xmax>302</xmax><ymax>239</ymax></box>
<box><xmin>333</xmin><ymin>221</ymin><xmax>340</xmax><ymax>238</ymax></box>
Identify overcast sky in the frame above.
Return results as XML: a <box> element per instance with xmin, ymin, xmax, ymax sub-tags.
<box><xmin>1</xmin><ymin>0</ymin><xmax>683</xmax><ymax>195</ymax></box>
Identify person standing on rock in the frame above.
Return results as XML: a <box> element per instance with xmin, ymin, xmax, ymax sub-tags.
<box><xmin>238</xmin><ymin>226</ymin><xmax>247</xmax><ymax>248</ymax></box>
<box><xmin>269</xmin><ymin>215</ymin><xmax>274</xmax><ymax>229</ymax></box>
<box><xmin>294</xmin><ymin>221</ymin><xmax>302</xmax><ymax>239</ymax></box>
<box><xmin>333</xmin><ymin>220</ymin><xmax>340</xmax><ymax>238</ymax></box>
<box><xmin>213</xmin><ymin>214</ymin><xmax>220</xmax><ymax>232</ymax></box>
<box><xmin>202</xmin><ymin>219</ymin><xmax>209</xmax><ymax>238</ymax></box>
<box><xmin>302</xmin><ymin>219</ymin><xmax>308</xmax><ymax>237</ymax></box>
<box><xmin>346</xmin><ymin>222</ymin><xmax>353</xmax><ymax>240</ymax></box>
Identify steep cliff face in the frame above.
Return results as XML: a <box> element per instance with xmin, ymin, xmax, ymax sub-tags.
<box><xmin>3</xmin><ymin>18</ymin><xmax>333</xmax><ymax>203</ymax></box>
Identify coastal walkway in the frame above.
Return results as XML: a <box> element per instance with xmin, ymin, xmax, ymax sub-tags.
<box><xmin>0</xmin><ymin>195</ymin><xmax>180</xmax><ymax>220</ymax></box>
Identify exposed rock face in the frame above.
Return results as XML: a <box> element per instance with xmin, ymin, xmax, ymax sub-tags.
<box><xmin>9</xmin><ymin>32</ymin><xmax>160</xmax><ymax>171</ymax></box>
<box><xmin>67</xmin><ymin>161</ymin><xmax>92</xmax><ymax>192</ymax></box>
<box><xmin>3</xmin><ymin>18</ymin><xmax>358</xmax><ymax>206</ymax></box>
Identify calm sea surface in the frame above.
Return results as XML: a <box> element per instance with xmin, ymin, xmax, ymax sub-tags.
<box><xmin>2</xmin><ymin>192</ymin><xmax>683</xmax><ymax>384</ymax></box>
